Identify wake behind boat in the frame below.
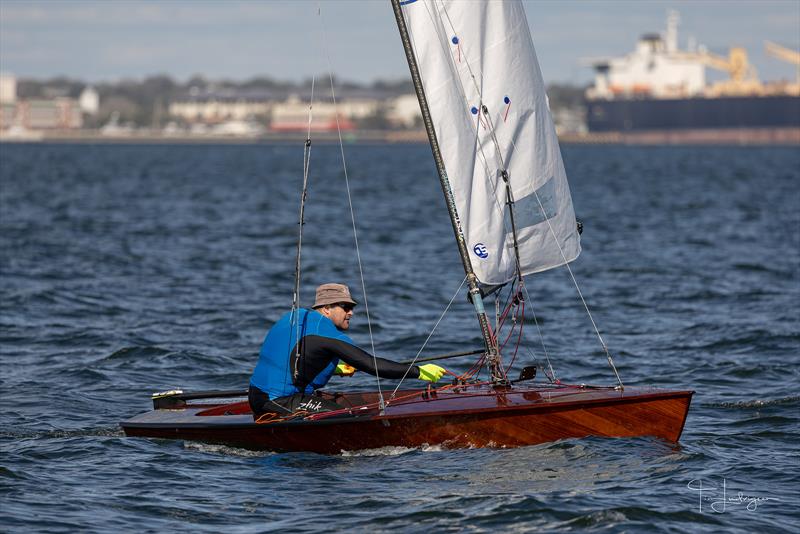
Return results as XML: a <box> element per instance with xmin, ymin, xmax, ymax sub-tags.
<box><xmin>122</xmin><ymin>0</ymin><xmax>693</xmax><ymax>453</ymax></box>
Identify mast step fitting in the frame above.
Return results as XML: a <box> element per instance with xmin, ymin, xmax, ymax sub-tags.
<box><xmin>492</xmin><ymin>379</ymin><xmax>512</xmax><ymax>390</ymax></box>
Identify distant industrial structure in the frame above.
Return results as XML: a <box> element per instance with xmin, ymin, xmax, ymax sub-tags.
<box><xmin>587</xmin><ymin>12</ymin><xmax>706</xmax><ymax>100</ymax></box>
<box><xmin>585</xmin><ymin>11</ymin><xmax>800</xmax><ymax>133</ymax></box>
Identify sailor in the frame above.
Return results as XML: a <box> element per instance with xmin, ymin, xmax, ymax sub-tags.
<box><xmin>248</xmin><ymin>283</ymin><xmax>448</xmax><ymax>417</ymax></box>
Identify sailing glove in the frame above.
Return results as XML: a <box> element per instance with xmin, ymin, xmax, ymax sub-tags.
<box><xmin>334</xmin><ymin>362</ymin><xmax>356</xmax><ymax>377</ymax></box>
<box><xmin>418</xmin><ymin>364</ymin><xmax>447</xmax><ymax>383</ymax></box>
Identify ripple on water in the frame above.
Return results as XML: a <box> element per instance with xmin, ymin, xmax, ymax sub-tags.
<box><xmin>1</xmin><ymin>144</ymin><xmax>798</xmax><ymax>532</ymax></box>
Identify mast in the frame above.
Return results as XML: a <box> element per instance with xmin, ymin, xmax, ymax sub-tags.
<box><xmin>291</xmin><ymin>84</ymin><xmax>315</xmax><ymax>358</ymax></box>
<box><xmin>292</xmin><ymin>137</ymin><xmax>312</xmax><ymax>316</ymax></box>
<box><xmin>390</xmin><ymin>0</ymin><xmax>504</xmax><ymax>382</ymax></box>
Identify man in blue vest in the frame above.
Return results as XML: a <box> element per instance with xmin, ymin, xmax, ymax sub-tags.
<box><xmin>249</xmin><ymin>283</ymin><xmax>448</xmax><ymax>416</ymax></box>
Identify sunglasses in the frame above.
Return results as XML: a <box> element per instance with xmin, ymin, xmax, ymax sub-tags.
<box><xmin>335</xmin><ymin>303</ymin><xmax>355</xmax><ymax>312</ymax></box>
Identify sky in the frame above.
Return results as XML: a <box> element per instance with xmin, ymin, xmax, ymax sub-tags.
<box><xmin>1</xmin><ymin>0</ymin><xmax>798</xmax><ymax>85</ymax></box>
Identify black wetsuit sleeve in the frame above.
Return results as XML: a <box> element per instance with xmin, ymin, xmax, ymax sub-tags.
<box><xmin>316</xmin><ymin>337</ymin><xmax>419</xmax><ymax>379</ymax></box>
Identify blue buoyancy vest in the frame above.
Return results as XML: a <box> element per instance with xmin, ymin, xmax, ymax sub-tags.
<box><xmin>249</xmin><ymin>308</ymin><xmax>355</xmax><ymax>399</ymax></box>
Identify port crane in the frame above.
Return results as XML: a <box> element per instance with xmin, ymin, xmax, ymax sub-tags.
<box><xmin>765</xmin><ymin>41</ymin><xmax>800</xmax><ymax>91</ymax></box>
<box><xmin>676</xmin><ymin>47</ymin><xmax>762</xmax><ymax>96</ymax></box>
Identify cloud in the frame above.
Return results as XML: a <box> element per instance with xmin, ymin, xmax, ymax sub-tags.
<box><xmin>0</xmin><ymin>1</ymin><xmax>286</xmax><ymax>29</ymax></box>
<box><xmin>1</xmin><ymin>0</ymin><xmax>797</xmax><ymax>83</ymax></box>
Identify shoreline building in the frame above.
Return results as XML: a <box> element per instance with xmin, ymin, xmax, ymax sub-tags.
<box><xmin>168</xmin><ymin>87</ymin><xmax>421</xmax><ymax>133</ymax></box>
<box><xmin>79</xmin><ymin>86</ymin><xmax>100</xmax><ymax>116</ymax></box>
<box><xmin>385</xmin><ymin>94</ymin><xmax>422</xmax><ymax>128</ymax></box>
<box><xmin>269</xmin><ymin>95</ymin><xmax>372</xmax><ymax>132</ymax></box>
<box><xmin>169</xmin><ymin>96</ymin><xmax>273</xmax><ymax>125</ymax></box>
<box><xmin>0</xmin><ymin>73</ymin><xmax>84</xmax><ymax>132</ymax></box>
<box><xmin>16</xmin><ymin>98</ymin><xmax>83</xmax><ymax>130</ymax></box>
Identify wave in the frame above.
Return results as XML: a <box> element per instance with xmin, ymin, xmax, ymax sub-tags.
<box><xmin>0</xmin><ymin>426</ymin><xmax>123</xmax><ymax>440</ymax></box>
<box><xmin>702</xmin><ymin>395</ymin><xmax>800</xmax><ymax>409</ymax></box>
<box><xmin>557</xmin><ymin>506</ymin><xmax>720</xmax><ymax>529</ymax></box>
<box><xmin>182</xmin><ymin>442</ymin><xmax>272</xmax><ymax>458</ymax></box>
<box><xmin>98</xmin><ymin>346</ymin><xmax>234</xmax><ymax>369</ymax></box>
<box><xmin>684</xmin><ymin>332</ymin><xmax>797</xmax><ymax>352</ymax></box>
<box><xmin>103</xmin><ymin>346</ymin><xmax>172</xmax><ymax>361</ymax></box>
<box><xmin>729</xmin><ymin>415</ymin><xmax>796</xmax><ymax>427</ymax></box>
<box><xmin>339</xmin><ymin>444</ymin><xmax>444</xmax><ymax>457</ymax></box>
<box><xmin>0</xmin><ymin>466</ymin><xmax>26</xmax><ymax>480</ymax></box>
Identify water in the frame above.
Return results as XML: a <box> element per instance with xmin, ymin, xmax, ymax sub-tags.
<box><xmin>1</xmin><ymin>142</ymin><xmax>798</xmax><ymax>533</ymax></box>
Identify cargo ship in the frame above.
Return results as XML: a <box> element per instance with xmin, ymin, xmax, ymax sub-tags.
<box><xmin>584</xmin><ymin>12</ymin><xmax>800</xmax><ymax>135</ymax></box>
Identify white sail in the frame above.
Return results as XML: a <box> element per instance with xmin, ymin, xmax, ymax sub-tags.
<box><xmin>401</xmin><ymin>0</ymin><xmax>581</xmax><ymax>285</ymax></box>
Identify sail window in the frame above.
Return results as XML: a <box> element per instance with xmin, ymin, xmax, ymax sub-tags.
<box><xmin>503</xmin><ymin>176</ymin><xmax>558</xmax><ymax>232</ymax></box>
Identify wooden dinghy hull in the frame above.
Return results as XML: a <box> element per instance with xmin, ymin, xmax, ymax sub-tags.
<box><xmin>120</xmin><ymin>384</ymin><xmax>692</xmax><ymax>454</ymax></box>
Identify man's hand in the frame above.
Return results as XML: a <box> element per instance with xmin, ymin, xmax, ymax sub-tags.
<box><xmin>334</xmin><ymin>362</ymin><xmax>356</xmax><ymax>377</ymax></box>
<box><xmin>418</xmin><ymin>364</ymin><xmax>447</xmax><ymax>383</ymax></box>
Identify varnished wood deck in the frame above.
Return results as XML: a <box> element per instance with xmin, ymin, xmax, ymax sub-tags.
<box><xmin>121</xmin><ymin>384</ymin><xmax>693</xmax><ymax>453</ymax></box>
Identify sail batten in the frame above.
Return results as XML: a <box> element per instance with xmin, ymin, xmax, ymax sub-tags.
<box><xmin>401</xmin><ymin>0</ymin><xmax>581</xmax><ymax>285</ymax></box>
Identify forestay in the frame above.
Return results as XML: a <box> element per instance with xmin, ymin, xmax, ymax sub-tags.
<box><xmin>401</xmin><ymin>0</ymin><xmax>581</xmax><ymax>285</ymax></box>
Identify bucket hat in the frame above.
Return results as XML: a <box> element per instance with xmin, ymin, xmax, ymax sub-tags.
<box><xmin>312</xmin><ymin>283</ymin><xmax>357</xmax><ymax>309</ymax></box>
